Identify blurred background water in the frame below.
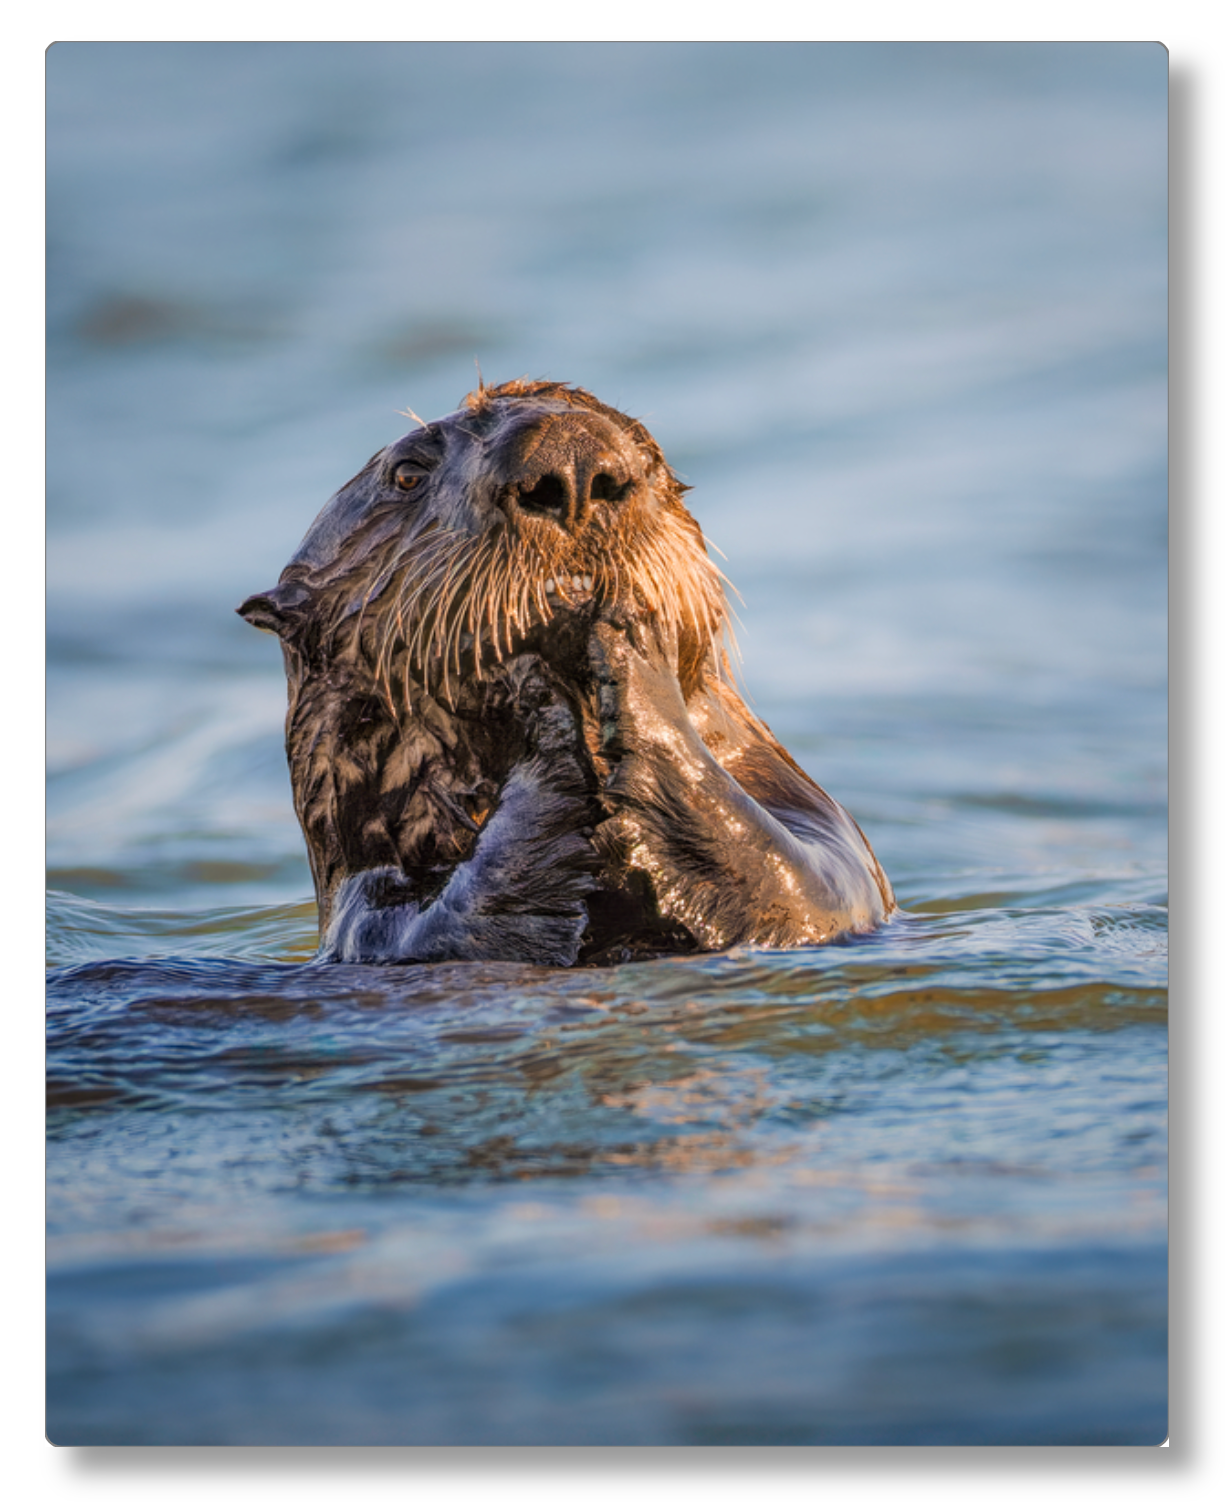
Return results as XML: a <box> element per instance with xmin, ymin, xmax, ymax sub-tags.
<box><xmin>46</xmin><ymin>42</ymin><xmax>1167</xmax><ymax>1444</ymax></box>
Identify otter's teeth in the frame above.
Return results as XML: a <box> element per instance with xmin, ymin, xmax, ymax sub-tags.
<box><xmin>544</xmin><ymin>573</ymin><xmax>594</xmax><ymax>599</ymax></box>
<box><xmin>460</xmin><ymin>631</ymin><xmax>474</xmax><ymax>651</ymax></box>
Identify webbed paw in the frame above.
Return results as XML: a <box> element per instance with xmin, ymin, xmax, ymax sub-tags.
<box><xmin>322</xmin><ymin>655</ymin><xmax>599</xmax><ymax>966</ymax></box>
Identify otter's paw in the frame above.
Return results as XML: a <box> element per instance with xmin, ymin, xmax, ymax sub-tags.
<box><xmin>319</xmin><ymin>866</ymin><xmax>424</xmax><ymax>964</ymax></box>
<box><xmin>498</xmin><ymin>652</ymin><xmax>589</xmax><ymax>765</ymax></box>
<box><xmin>589</xmin><ymin>620</ymin><xmax>707</xmax><ymax>784</ymax></box>
<box><xmin>321</xmin><ymin>668</ymin><xmax>599</xmax><ymax>967</ymax></box>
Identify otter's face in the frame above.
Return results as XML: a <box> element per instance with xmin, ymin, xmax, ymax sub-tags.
<box><xmin>239</xmin><ymin>380</ymin><xmax>728</xmax><ymax>707</ymax></box>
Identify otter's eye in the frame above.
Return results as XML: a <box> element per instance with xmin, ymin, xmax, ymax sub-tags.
<box><xmin>393</xmin><ymin>463</ymin><xmax>424</xmax><ymax>493</ymax></box>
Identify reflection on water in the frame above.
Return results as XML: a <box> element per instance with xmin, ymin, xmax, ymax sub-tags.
<box><xmin>47</xmin><ymin>931</ymin><xmax>1166</xmax><ymax>1443</ymax></box>
<box><xmin>46</xmin><ymin>42</ymin><xmax>1166</xmax><ymax>1444</ymax></box>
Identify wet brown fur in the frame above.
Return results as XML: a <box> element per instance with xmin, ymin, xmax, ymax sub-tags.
<box><xmin>241</xmin><ymin>380</ymin><xmax>894</xmax><ymax>963</ymax></box>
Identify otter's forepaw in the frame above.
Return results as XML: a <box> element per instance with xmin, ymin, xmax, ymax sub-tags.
<box><xmin>589</xmin><ymin>620</ymin><xmax>705</xmax><ymax>784</ymax></box>
<box><xmin>320</xmin><ymin>663</ymin><xmax>600</xmax><ymax>966</ymax></box>
<box><xmin>498</xmin><ymin>652</ymin><xmax>588</xmax><ymax>766</ymax></box>
<box><xmin>500</xmin><ymin>652</ymin><xmax>556</xmax><ymax>716</ymax></box>
<box><xmin>319</xmin><ymin>866</ymin><xmax>424</xmax><ymax>964</ymax></box>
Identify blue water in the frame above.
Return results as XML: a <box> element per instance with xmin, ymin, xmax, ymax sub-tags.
<box><xmin>46</xmin><ymin>42</ymin><xmax>1167</xmax><ymax>1445</ymax></box>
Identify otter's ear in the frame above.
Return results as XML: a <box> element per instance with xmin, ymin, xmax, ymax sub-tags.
<box><xmin>237</xmin><ymin>580</ymin><xmax>311</xmax><ymax>639</ymax></box>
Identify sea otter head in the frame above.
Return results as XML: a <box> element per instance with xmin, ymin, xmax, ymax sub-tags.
<box><xmin>239</xmin><ymin>379</ymin><xmax>729</xmax><ymax>709</ymax></box>
<box><xmin>238</xmin><ymin>380</ymin><xmax>732</xmax><ymax>920</ymax></box>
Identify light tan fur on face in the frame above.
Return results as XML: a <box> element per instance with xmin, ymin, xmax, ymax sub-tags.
<box><xmin>298</xmin><ymin>382</ymin><xmax>736</xmax><ymax>715</ymax></box>
<box><xmin>371</xmin><ymin>493</ymin><xmax>729</xmax><ymax>712</ymax></box>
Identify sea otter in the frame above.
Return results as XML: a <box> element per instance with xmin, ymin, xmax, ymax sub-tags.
<box><xmin>239</xmin><ymin>379</ymin><xmax>894</xmax><ymax>966</ymax></box>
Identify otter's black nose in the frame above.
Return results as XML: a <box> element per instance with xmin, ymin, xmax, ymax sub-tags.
<box><xmin>500</xmin><ymin>411</ymin><xmax>632</xmax><ymax>532</ymax></box>
<box><xmin>517</xmin><ymin>467</ymin><xmax>627</xmax><ymax>525</ymax></box>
